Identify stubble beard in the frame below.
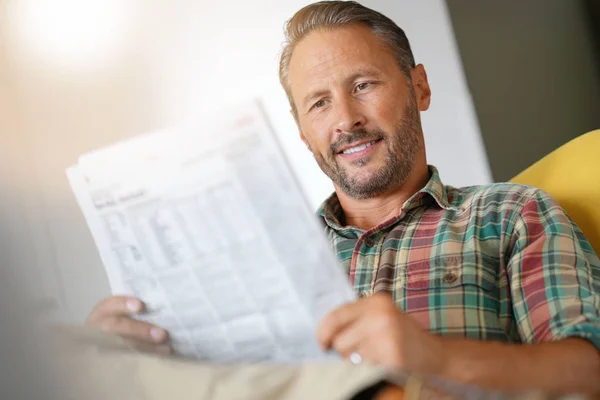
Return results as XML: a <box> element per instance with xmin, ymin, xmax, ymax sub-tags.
<box><xmin>312</xmin><ymin>89</ymin><xmax>422</xmax><ymax>200</ymax></box>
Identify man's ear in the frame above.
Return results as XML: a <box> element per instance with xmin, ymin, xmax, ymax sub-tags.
<box><xmin>411</xmin><ymin>64</ymin><xmax>432</xmax><ymax>112</ymax></box>
<box><xmin>290</xmin><ymin>109</ymin><xmax>312</xmax><ymax>151</ymax></box>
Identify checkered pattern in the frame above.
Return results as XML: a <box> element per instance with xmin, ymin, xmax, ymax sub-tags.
<box><xmin>318</xmin><ymin>166</ymin><xmax>600</xmax><ymax>349</ymax></box>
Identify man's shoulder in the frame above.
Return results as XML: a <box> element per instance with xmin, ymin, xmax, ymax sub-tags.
<box><xmin>445</xmin><ymin>182</ymin><xmax>549</xmax><ymax>212</ymax></box>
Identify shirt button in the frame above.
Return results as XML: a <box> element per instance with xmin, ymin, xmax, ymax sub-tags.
<box><xmin>358</xmin><ymin>291</ymin><xmax>369</xmax><ymax>299</ymax></box>
<box><xmin>443</xmin><ymin>272</ymin><xmax>458</xmax><ymax>284</ymax></box>
<box><xmin>364</xmin><ymin>237</ymin><xmax>375</xmax><ymax>247</ymax></box>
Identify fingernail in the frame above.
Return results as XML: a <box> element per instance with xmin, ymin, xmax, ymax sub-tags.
<box><xmin>126</xmin><ymin>299</ymin><xmax>141</xmax><ymax>313</ymax></box>
<box><xmin>150</xmin><ymin>327</ymin><xmax>166</xmax><ymax>342</ymax></box>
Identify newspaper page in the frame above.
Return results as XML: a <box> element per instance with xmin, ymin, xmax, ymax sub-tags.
<box><xmin>66</xmin><ymin>101</ymin><xmax>356</xmax><ymax>363</ymax></box>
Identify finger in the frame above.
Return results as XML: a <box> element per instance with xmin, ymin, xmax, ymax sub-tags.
<box><xmin>97</xmin><ymin>315</ymin><xmax>168</xmax><ymax>344</ymax></box>
<box><xmin>317</xmin><ymin>300</ymin><xmax>364</xmax><ymax>350</ymax></box>
<box><xmin>86</xmin><ymin>296</ymin><xmax>144</xmax><ymax>323</ymax></box>
<box><xmin>331</xmin><ymin>317</ymin><xmax>372</xmax><ymax>358</ymax></box>
<box><xmin>125</xmin><ymin>339</ymin><xmax>172</xmax><ymax>356</ymax></box>
<box><xmin>340</xmin><ymin>335</ymin><xmax>387</xmax><ymax>366</ymax></box>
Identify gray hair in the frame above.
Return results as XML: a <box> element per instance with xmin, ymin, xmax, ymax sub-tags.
<box><xmin>279</xmin><ymin>1</ymin><xmax>416</xmax><ymax>111</ymax></box>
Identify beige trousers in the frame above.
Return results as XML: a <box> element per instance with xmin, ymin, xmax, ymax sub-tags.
<box><xmin>50</xmin><ymin>326</ymin><xmax>404</xmax><ymax>400</ymax></box>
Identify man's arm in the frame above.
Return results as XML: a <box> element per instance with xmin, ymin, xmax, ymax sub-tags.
<box><xmin>505</xmin><ymin>190</ymin><xmax>600</xmax><ymax>356</ymax></box>
<box><xmin>493</xmin><ymin>189</ymin><xmax>600</xmax><ymax>394</ymax></box>
<box><xmin>432</xmin><ymin>188</ymin><xmax>600</xmax><ymax>395</ymax></box>
<box><xmin>439</xmin><ymin>336</ymin><xmax>600</xmax><ymax>395</ymax></box>
<box><xmin>318</xmin><ymin>294</ymin><xmax>600</xmax><ymax>397</ymax></box>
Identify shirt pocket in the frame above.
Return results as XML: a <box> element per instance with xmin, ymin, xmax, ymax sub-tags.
<box><xmin>402</xmin><ymin>254</ymin><xmax>497</xmax><ymax>291</ymax></box>
<box><xmin>398</xmin><ymin>254</ymin><xmax>503</xmax><ymax>339</ymax></box>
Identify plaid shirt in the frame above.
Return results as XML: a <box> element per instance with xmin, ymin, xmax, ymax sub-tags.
<box><xmin>318</xmin><ymin>166</ymin><xmax>600</xmax><ymax>349</ymax></box>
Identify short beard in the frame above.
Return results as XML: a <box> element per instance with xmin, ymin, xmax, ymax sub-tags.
<box><xmin>312</xmin><ymin>89</ymin><xmax>421</xmax><ymax>199</ymax></box>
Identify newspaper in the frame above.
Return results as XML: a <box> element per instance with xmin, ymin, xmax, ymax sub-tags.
<box><xmin>66</xmin><ymin>101</ymin><xmax>356</xmax><ymax>363</ymax></box>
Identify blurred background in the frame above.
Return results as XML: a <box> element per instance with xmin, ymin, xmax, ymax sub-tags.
<box><xmin>447</xmin><ymin>0</ymin><xmax>600</xmax><ymax>181</ymax></box>
<box><xmin>0</xmin><ymin>0</ymin><xmax>598</xmax><ymax>325</ymax></box>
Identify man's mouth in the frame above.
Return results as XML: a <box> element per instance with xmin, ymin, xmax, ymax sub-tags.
<box><xmin>337</xmin><ymin>139</ymin><xmax>381</xmax><ymax>155</ymax></box>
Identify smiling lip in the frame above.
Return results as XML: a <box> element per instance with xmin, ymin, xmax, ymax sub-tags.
<box><xmin>337</xmin><ymin>139</ymin><xmax>382</xmax><ymax>160</ymax></box>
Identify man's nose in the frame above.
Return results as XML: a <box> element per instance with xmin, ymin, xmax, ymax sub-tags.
<box><xmin>334</xmin><ymin>97</ymin><xmax>366</xmax><ymax>134</ymax></box>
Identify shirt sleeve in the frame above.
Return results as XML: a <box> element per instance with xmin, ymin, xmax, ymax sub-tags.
<box><xmin>506</xmin><ymin>189</ymin><xmax>600</xmax><ymax>350</ymax></box>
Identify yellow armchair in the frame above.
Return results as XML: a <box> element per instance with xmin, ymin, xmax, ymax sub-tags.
<box><xmin>510</xmin><ymin>130</ymin><xmax>600</xmax><ymax>253</ymax></box>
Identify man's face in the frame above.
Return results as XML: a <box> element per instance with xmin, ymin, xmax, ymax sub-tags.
<box><xmin>287</xmin><ymin>24</ymin><xmax>430</xmax><ymax>199</ymax></box>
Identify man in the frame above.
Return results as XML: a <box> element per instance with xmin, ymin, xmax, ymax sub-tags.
<box><xmin>86</xmin><ymin>1</ymin><xmax>600</xmax><ymax>396</ymax></box>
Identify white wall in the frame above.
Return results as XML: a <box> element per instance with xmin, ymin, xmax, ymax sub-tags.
<box><xmin>1</xmin><ymin>0</ymin><xmax>490</xmax><ymax>322</ymax></box>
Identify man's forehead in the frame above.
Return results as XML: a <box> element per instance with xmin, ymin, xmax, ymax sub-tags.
<box><xmin>288</xmin><ymin>26</ymin><xmax>393</xmax><ymax>95</ymax></box>
<box><xmin>290</xmin><ymin>26</ymin><xmax>384</xmax><ymax>76</ymax></box>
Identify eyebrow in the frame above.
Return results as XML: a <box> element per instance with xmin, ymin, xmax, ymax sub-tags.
<box><xmin>301</xmin><ymin>67</ymin><xmax>383</xmax><ymax>109</ymax></box>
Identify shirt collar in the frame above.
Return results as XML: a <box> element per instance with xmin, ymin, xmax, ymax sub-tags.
<box><xmin>317</xmin><ymin>165</ymin><xmax>460</xmax><ymax>231</ymax></box>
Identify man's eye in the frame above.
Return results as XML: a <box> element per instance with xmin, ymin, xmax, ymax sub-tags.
<box><xmin>313</xmin><ymin>99</ymin><xmax>326</xmax><ymax>109</ymax></box>
<box><xmin>356</xmin><ymin>82</ymin><xmax>371</xmax><ymax>92</ymax></box>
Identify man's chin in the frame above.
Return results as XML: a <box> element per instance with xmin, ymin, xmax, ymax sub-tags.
<box><xmin>340</xmin><ymin>163</ymin><xmax>383</xmax><ymax>180</ymax></box>
<box><xmin>338</xmin><ymin>182</ymin><xmax>386</xmax><ymax>200</ymax></box>
<box><xmin>336</xmin><ymin>176</ymin><xmax>385</xmax><ymax>197</ymax></box>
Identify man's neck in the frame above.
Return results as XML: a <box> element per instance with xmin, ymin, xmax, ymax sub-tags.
<box><xmin>335</xmin><ymin>163</ymin><xmax>430</xmax><ymax>231</ymax></box>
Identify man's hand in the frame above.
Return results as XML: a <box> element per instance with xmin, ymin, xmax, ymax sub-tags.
<box><xmin>86</xmin><ymin>296</ymin><xmax>172</xmax><ymax>356</ymax></box>
<box><xmin>318</xmin><ymin>293</ymin><xmax>444</xmax><ymax>374</ymax></box>
<box><xmin>319</xmin><ymin>294</ymin><xmax>600</xmax><ymax>396</ymax></box>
